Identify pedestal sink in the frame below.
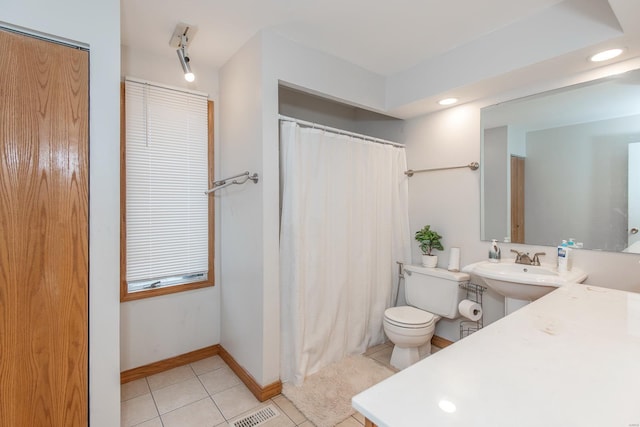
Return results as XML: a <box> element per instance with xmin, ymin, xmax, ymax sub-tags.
<box><xmin>462</xmin><ymin>260</ymin><xmax>587</xmax><ymax>314</ymax></box>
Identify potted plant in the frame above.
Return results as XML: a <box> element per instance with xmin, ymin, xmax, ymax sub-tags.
<box><xmin>415</xmin><ymin>225</ymin><xmax>444</xmax><ymax>268</ymax></box>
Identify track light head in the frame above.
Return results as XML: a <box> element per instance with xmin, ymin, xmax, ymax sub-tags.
<box><xmin>177</xmin><ymin>46</ymin><xmax>195</xmax><ymax>82</ymax></box>
<box><xmin>172</xmin><ymin>30</ymin><xmax>195</xmax><ymax>82</ymax></box>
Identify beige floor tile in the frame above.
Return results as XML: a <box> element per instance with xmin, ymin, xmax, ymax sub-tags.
<box><xmin>272</xmin><ymin>395</ymin><xmax>306</xmax><ymax>425</ymax></box>
<box><xmin>199</xmin><ymin>365</ymin><xmax>241</xmax><ymax>395</ymax></box>
<box><xmin>133</xmin><ymin>417</ymin><xmax>163</xmax><ymax>427</ymax></box>
<box><xmin>335</xmin><ymin>416</ymin><xmax>364</xmax><ymax>427</ymax></box>
<box><xmin>352</xmin><ymin>411</ymin><xmax>366</xmax><ymax>424</ymax></box>
<box><xmin>260</xmin><ymin>412</ymin><xmax>296</xmax><ymax>427</ymax></box>
<box><xmin>147</xmin><ymin>365</ymin><xmax>196</xmax><ymax>391</ymax></box>
<box><xmin>161</xmin><ymin>397</ymin><xmax>225</xmax><ymax>427</ymax></box>
<box><xmin>212</xmin><ymin>383</ymin><xmax>261</xmax><ymax>420</ymax></box>
<box><xmin>152</xmin><ymin>377</ymin><xmax>208</xmax><ymax>414</ymax></box>
<box><xmin>122</xmin><ymin>378</ymin><xmax>150</xmax><ymax>402</ymax></box>
<box><xmin>363</xmin><ymin>342</ymin><xmax>391</xmax><ymax>356</ymax></box>
<box><xmin>369</xmin><ymin>346</ymin><xmax>393</xmax><ymax>366</ymax></box>
<box><xmin>190</xmin><ymin>355</ymin><xmax>227</xmax><ymax>375</ymax></box>
<box><xmin>121</xmin><ymin>393</ymin><xmax>158</xmax><ymax>427</ymax></box>
<box><xmin>122</xmin><ymin>349</ymin><xmax>400</xmax><ymax>427</ymax></box>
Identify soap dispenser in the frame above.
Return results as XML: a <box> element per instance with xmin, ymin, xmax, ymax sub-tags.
<box><xmin>489</xmin><ymin>239</ymin><xmax>501</xmax><ymax>263</ymax></box>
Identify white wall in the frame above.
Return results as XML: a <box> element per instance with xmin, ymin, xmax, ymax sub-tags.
<box><xmin>525</xmin><ymin>115</ymin><xmax>639</xmax><ymax>251</ymax></box>
<box><xmin>219</xmin><ymin>35</ymin><xmax>267</xmax><ymax>383</ymax></box>
<box><xmin>120</xmin><ymin>288</ymin><xmax>221</xmax><ymax>370</ymax></box>
<box><xmin>120</xmin><ymin>45</ymin><xmax>221</xmax><ymax>371</ymax></box>
<box><xmin>483</xmin><ymin>126</ymin><xmax>509</xmax><ymax>241</ymax></box>
<box><xmin>404</xmin><ymin>105</ymin><xmax>506</xmax><ymax>341</ymax></box>
<box><xmin>2</xmin><ymin>1</ymin><xmax>121</xmax><ymax>425</ymax></box>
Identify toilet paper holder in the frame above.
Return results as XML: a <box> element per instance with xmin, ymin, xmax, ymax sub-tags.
<box><xmin>459</xmin><ymin>281</ymin><xmax>487</xmax><ymax>339</ymax></box>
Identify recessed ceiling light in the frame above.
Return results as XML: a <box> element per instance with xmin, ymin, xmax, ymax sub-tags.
<box><xmin>589</xmin><ymin>48</ymin><xmax>623</xmax><ymax>62</ymax></box>
<box><xmin>438</xmin><ymin>98</ymin><xmax>458</xmax><ymax>106</ymax></box>
<box><xmin>438</xmin><ymin>399</ymin><xmax>457</xmax><ymax>413</ymax></box>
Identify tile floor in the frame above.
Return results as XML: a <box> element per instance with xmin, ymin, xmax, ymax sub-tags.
<box><xmin>121</xmin><ymin>342</ymin><xmax>441</xmax><ymax>427</ymax></box>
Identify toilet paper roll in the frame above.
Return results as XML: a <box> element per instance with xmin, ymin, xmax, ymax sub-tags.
<box><xmin>448</xmin><ymin>247</ymin><xmax>461</xmax><ymax>272</ymax></box>
<box><xmin>458</xmin><ymin>299</ymin><xmax>483</xmax><ymax>321</ymax></box>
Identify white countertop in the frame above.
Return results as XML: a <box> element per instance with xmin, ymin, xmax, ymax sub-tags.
<box><xmin>352</xmin><ymin>283</ymin><xmax>640</xmax><ymax>427</ymax></box>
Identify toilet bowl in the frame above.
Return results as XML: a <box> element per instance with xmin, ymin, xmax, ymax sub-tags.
<box><xmin>383</xmin><ymin>265</ymin><xmax>469</xmax><ymax>370</ymax></box>
<box><xmin>383</xmin><ymin>306</ymin><xmax>440</xmax><ymax>369</ymax></box>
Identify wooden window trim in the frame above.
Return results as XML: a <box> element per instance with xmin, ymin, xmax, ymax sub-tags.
<box><xmin>120</xmin><ymin>83</ymin><xmax>215</xmax><ymax>302</ymax></box>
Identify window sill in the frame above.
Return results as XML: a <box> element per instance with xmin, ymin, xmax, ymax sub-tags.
<box><xmin>120</xmin><ymin>279</ymin><xmax>214</xmax><ymax>302</ymax></box>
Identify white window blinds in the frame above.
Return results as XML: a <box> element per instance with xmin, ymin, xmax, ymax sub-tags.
<box><xmin>125</xmin><ymin>79</ymin><xmax>209</xmax><ymax>291</ymax></box>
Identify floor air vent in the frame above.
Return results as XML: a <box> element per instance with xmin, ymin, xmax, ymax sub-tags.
<box><xmin>230</xmin><ymin>404</ymin><xmax>280</xmax><ymax>427</ymax></box>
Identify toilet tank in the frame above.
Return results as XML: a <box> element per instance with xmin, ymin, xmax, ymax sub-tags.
<box><xmin>404</xmin><ymin>265</ymin><xmax>469</xmax><ymax>319</ymax></box>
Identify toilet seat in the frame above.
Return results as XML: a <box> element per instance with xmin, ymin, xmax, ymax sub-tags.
<box><xmin>384</xmin><ymin>306</ymin><xmax>436</xmax><ymax>329</ymax></box>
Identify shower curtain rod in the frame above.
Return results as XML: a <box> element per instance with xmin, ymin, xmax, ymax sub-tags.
<box><xmin>278</xmin><ymin>115</ymin><xmax>404</xmax><ymax>148</ymax></box>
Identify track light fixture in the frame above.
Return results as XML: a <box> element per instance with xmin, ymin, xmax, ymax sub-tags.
<box><xmin>176</xmin><ymin>34</ymin><xmax>195</xmax><ymax>82</ymax></box>
<box><xmin>170</xmin><ymin>24</ymin><xmax>198</xmax><ymax>82</ymax></box>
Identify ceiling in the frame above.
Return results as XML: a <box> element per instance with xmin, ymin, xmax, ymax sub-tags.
<box><xmin>121</xmin><ymin>0</ymin><xmax>640</xmax><ymax>118</ymax></box>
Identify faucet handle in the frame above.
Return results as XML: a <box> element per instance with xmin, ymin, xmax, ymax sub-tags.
<box><xmin>510</xmin><ymin>249</ymin><xmax>523</xmax><ymax>262</ymax></box>
<box><xmin>532</xmin><ymin>252</ymin><xmax>546</xmax><ymax>266</ymax></box>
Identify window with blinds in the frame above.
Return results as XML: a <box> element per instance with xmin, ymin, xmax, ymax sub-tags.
<box><xmin>122</xmin><ymin>78</ymin><xmax>212</xmax><ymax>298</ymax></box>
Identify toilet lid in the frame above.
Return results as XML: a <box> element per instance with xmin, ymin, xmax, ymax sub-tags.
<box><xmin>384</xmin><ymin>306</ymin><xmax>435</xmax><ymax>327</ymax></box>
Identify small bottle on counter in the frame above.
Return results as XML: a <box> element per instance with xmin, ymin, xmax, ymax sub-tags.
<box><xmin>489</xmin><ymin>239</ymin><xmax>501</xmax><ymax>263</ymax></box>
<box><xmin>557</xmin><ymin>240</ymin><xmax>571</xmax><ymax>272</ymax></box>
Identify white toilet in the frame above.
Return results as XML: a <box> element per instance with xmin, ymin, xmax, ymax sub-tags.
<box><xmin>383</xmin><ymin>265</ymin><xmax>469</xmax><ymax>370</ymax></box>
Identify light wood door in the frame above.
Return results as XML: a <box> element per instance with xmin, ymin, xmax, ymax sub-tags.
<box><xmin>510</xmin><ymin>155</ymin><xmax>525</xmax><ymax>243</ymax></box>
<box><xmin>0</xmin><ymin>29</ymin><xmax>89</xmax><ymax>425</ymax></box>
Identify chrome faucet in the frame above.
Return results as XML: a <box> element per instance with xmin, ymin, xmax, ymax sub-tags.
<box><xmin>511</xmin><ymin>250</ymin><xmax>546</xmax><ymax>266</ymax></box>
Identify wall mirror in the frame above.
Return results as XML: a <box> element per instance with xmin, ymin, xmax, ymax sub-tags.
<box><xmin>481</xmin><ymin>68</ymin><xmax>640</xmax><ymax>253</ymax></box>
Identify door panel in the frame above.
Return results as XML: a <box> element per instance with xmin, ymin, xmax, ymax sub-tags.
<box><xmin>0</xmin><ymin>29</ymin><xmax>89</xmax><ymax>426</ymax></box>
<box><xmin>510</xmin><ymin>156</ymin><xmax>525</xmax><ymax>244</ymax></box>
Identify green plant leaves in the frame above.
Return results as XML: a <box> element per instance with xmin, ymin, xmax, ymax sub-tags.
<box><xmin>414</xmin><ymin>225</ymin><xmax>444</xmax><ymax>255</ymax></box>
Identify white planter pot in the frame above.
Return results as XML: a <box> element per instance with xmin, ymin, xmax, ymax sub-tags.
<box><xmin>422</xmin><ymin>255</ymin><xmax>438</xmax><ymax>268</ymax></box>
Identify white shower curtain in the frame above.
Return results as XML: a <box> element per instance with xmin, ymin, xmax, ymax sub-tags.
<box><xmin>280</xmin><ymin>120</ymin><xmax>411</xmax><ymax>385</ymax></box>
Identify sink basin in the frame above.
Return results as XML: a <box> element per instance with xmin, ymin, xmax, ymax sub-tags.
<box><xmin>462</xmin><ymin>260</ymin><xmax>587</xmax><ymax>301</ymax></box>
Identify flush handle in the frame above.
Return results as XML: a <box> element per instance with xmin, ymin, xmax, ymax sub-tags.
<box><xmin>631</xmin><ymin>227</ymin><xmax>639</xmax><ymax>235</ymax></box>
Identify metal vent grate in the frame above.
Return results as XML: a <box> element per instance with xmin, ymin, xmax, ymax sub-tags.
<box><xmin>230</xmin><ymin>404</ymin><xmax>280</xmax><ymax>427</ymax></box>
